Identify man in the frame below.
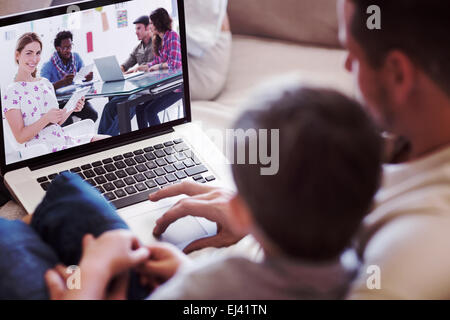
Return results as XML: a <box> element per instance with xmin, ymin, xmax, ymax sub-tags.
<box><xmin>148</xmin><ymin>0</ymin><xmax>450</xmax><ymax>299</ymax></box>
<box><xmin>97</xmin><ymin>15</ymin><xmax>154</xmax><ymax>136</ymax></box>
<box><xmin>41</xmin><ymin>30</ymin><xmax>98</xmax><ymax>126</ymax></box>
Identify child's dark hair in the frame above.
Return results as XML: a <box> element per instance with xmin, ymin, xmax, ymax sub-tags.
<box><xmin>231</xmin><ymin>84</ymin><xmax>383</xmax><ymax>261</ymax></box>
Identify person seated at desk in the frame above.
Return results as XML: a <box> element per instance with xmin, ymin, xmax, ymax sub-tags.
<box><xmin>134</xmin><ymin>8</ymin><xmax>184</xmax><ymax>129</ymax></box>
<box><xmin>97</xmin><ymin>15</ymin><xmax>155</xmax><ymax>136</ymax></box>
<box><xmin>4</xmin><ymin>33</ymin><xmax>106</xmax><ymax>155</ymax></box>
<box><xmin>40</xmin><ymin>31</ymin><xmax>98</xmax><ymax>126</ymax></box>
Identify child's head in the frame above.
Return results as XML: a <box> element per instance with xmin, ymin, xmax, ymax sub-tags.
<box><xmin>230</xmin><ymin>84</ymin><xmax>382</xmax><ymax>262</ymax></box>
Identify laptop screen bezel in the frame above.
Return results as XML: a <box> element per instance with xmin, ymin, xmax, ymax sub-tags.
<box><xmin>0</xmin><ymin>0</ymin><xmax>192</xmax><ymax>175</ymax></box>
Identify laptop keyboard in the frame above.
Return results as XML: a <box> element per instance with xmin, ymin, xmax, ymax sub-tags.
<box><xmin>36</xmin><ymin>139</ymin><xmax>216</xmax><ymax>209</ymax></box>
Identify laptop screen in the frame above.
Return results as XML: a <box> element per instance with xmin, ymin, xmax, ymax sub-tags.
<box><xmin>0</xmin><ymin>0</ymin><xmax>190</xmax><ymax>172</ymax></box>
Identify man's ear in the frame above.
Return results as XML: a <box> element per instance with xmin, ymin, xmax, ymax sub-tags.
<box><xmin>382</xmin><ymin>50</ymin><xmax>418</xmax><ymax>105</ymax></box>
<box><xmin>229</xmin><ymin>194</ymin><xmax>253</xmax><ymax>234</ymax></box>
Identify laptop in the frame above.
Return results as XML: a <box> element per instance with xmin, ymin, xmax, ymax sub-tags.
<box><xmin>94</xmin><ymin>55</ymin><xmax>144</xmax><ymax>82</ymax></box>
<box><xmin>0</xmin><ymin>0</ymin><xmax>233</xmax><ymax>249</ymax></box>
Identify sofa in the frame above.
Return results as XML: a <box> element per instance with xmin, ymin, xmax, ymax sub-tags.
<box><xmin>0</xmin><ymin>0</ymin><xmax>354</xmax><ymax>220</ymax></box>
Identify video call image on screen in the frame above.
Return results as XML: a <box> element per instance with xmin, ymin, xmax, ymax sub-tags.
<box><xmin>0</xmin><ymin>0</ymin><xmax>185</xmax><ymax>165</ymax></box>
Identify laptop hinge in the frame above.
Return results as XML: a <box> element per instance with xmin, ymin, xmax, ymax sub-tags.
<box><xmin>29</xmin><ymin>127</ymin><xmax>175</xmax><ymax>171</ymax></box>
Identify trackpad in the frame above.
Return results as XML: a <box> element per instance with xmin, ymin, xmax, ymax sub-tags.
<box><xmin>160</xmin><ymin>216</ymin><xmax>209</xmax><ymax>250</ymax></box>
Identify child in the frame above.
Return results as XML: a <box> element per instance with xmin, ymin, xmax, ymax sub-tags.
<box><xmin>45</xmin><ymin>83</ymin><xmax>382</xmax><ymax>300</ymax></box>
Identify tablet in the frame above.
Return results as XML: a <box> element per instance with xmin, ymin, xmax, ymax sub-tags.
<box><xmin>63</xmin><ymin>87</ymin><xmax>91</xmax><ymax>112</ymax></box>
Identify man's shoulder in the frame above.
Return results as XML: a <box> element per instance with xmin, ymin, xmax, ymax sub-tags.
<box><xmin>351</xmin><ymin>215</ymin><xmax>450</xmax><ymax>299</ymax></box>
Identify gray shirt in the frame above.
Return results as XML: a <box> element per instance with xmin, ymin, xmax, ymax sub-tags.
<box><xmin>122</xmin><ymin>40</ymin><xmax>154</xmax><ymax>72</ymax></box>
<box><xmin>149</xmin><ymin>250</ymin><xmax>359</xmax><ymax>300</ymax></box>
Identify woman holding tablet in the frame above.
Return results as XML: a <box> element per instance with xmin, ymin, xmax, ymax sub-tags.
<box><xmin>3</xmin><ymin>33</ymin><xmax>105</xmax><ymax>153</ymax></box>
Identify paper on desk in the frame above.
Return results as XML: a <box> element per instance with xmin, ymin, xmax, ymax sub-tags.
<box><xmin>73</xmin><ymin>64</ymin><xmax>94</xmax><ymax>83</ymax></box>
<box><xmin>63</xmin><ymin>87</ymin><xmax>91</xmax><ymax>112</ymax></box>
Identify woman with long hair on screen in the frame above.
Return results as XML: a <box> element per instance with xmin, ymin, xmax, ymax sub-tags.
<box><xmin>134</xmin><ymin>8</ymin><xmax>184</xmax><ymax>128</ymax></box>
<box><xmin>2</xmin><ymin>33</ymin><xmax>106</xmax><ymax>154</ymax></box>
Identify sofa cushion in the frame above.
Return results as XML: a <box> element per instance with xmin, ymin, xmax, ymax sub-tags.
<box><xmin>228</xmin><ymin>0</ymin><xmax>340</xmax><ymax>48</ymax></box>
<box><xmin>214</xmin><ymin>35</ymin><xmax>354</xmax><ymax>110</ymax></box>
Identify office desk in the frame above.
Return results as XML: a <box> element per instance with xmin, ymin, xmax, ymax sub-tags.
<box><xmin>56</xmin><ymin>70</ymin><xmax>183</xmax><ymax>134</ymax></box>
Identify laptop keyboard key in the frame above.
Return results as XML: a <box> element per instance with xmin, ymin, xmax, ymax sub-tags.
<box><xmin>164</xmin><ymin>141</ymin><xmax>174</xmax><ymax>147</ymax></box>
<box><xmin>126</xmin><ymin>167</ymin><xmax>137</xmax><ymax>176</ymax></box>
<box><xmin>92</xmin><ymin>161</ymin><xmax>102</xmax><ymax>167</ymax></box>
<box><xmin>156</xmin><ymin>159</ymin><xmax>167</xmax><ymax>167</ymax></box>
<box><xmin>205</xmin><ymin>175</ymin><xmax>216</xmax><ymax>182</ymax></box>
<box><xmin>134</xmin><ymin>174</ymin><xmax>146</xmax><ymax>182</ymax></box>
<box><xmin>144</xmin><ymin>153</ymin><xmax>156</xmax><ymax>161</ymax></box>
<box><xmin>173</xmin><ymin>138</ymin><xmax>183</xmax><ymax>144</ymax></box>
<box><xmin>123</xmin><ymin>152</ymin><xmax>134</xmax><ymax>158</ymax></box>
<box><xmin>70</xmin><ymin>167</ymin><xmax>81</xmax><ymax>173</ymax></box>
<box><xmin>164</xmin><ymin>165</ymin><xmax>176</xmax><ymax>173</ymax></box>
<box><xmin>102</xmin><ymin>158</ymin><xmax>113</xmax><ymax>164</ymax></box>
<box><xmin>154</xmin><ymin>168</ymin><xmax>166</xmax><ymax>176</ymax></box>
<box><xmin>48</xmin><ymin>174</ymin><xmax>58</xmax><ymax>180</ymax></box>
<box><xmin>135</xmin><ymin>183</ymin><xmax>147</xmax><ymax>192</ymax></box>
<box><xmin>115</xmin><ymin>161</ymin><xmax>126</xmax><ymax>169</ymax></box>
<box><xmin>144</xmin><ymin>146</ymin><xmax>154</xmax><ymax>152</ymax></box>
<box><xmin>185</xmin><ymin>165</ymin><xmax>208</xmax><ymax>177</ymax></box>
<box><xmin>193</xmin><ymin>175</ymin><xmax>203</xmax><ymax>181</ymax></box>
<box><xmin>125</xmin><ymin>186</ymin><xmax>137</xmax><ymax>195</ymax></box>
<box><xmin>95</xmin><ymin>176</ymin><xmax>107</xmax><ymax>185</ymax></box>
<box><xmin>111</xmin><ymin>187</ymin><xmax>160</xmax><ymax>209</ymax></box>
<box><xmin>134</xmin><ymin>155</ymin><xmax>146</xmax><ymax>163</ymax></box>
<box><xmin>114</xmin><ymin>180</ymin><xmax>126</xmax><ymax>188</ymax></box>
<box><xmin>174</xmin><ymin>162</ymin><xmax>185</xmax><ymax>171</ymax></box>
<box><xmin>103</xmin><ymin>183</ymin><xmax>115</xmax><ymax>192</ymax></box>
<box><xmin>84</xmin><ymin>170</ymin><xmax>95</xmax><ymax>178</ymax></box>
<box><xmin>154</xmin><ymin>150</ymin><xmax>166</xmax><ymax>158</ymax></box>
<box><xmin>146</xmin><ymin>180</ymin><xmax>158</xmax><ymax>189</ymax></box>
<box><xmin>166</xmin><ymin>174</ymin><xmax>177</xmax><ymax>183</ymax></box>
<box><xmin>37</xmin><ymin>177</ymin><xmax>48</xmax><ymax>183</ymax></box>
<box><xmin>175</xmin><ymin>153</ymin><xmax>186</xmax><ymax>161</ymax></box>
<box><xmin>136</xmin><ymin>164</ymin><xmax>147</xmax><ymax>172</ymax></box>
<box><xmin>116</xmin><ymin>170</ymin><xmax>127</xmax><ymax>179</ymax></box>
<box><xmin>154</xmin><ymin>144</ymin><xmax>164</xmax><ymax>150</ymax></box>
<box><xmin>133</xmin><ymin>150</ymin><xmax>144</xmax><ymax>155</ymax></box>
<box><xmin>104</xmin><ymin>164</ymin><xmax>116</xmax><ymax>172</ymax></box>
<box><xmin>86</xmin><ymin>179</ymin><xmax>96</xmax><ymax>187</ymax></box>
<box><xmin>124</xmin><ymin>177</ymin><xmax>136</xmax><ymax>185</ymax></box>
<box><xmin>155</xmin><ymin>177</ymin><xmax>167</xmax><ymax>186</ymax></box>
<box><xmin>104</xmin><ymin>192</ymin><xmax>116</xmax><ymax>201</ymax></box>
<box><xmin>114</xmin><ymin>189</ymin><xmax>127</xmax><ymax>198</ymax></box>
<box><xmin>175</xmin><ymin>171</ymin><xmax>187</xmax><ymax>180</ymax></box>
<box><xmin>165</xmin><ymin>155</ymin><xmax>177</xmax><ymax>164</ymax></box>
<box><xmin>81</xmin><ymin>164</ymin><xmax>92</xmax><ymax>170</ymax></box>
<box><xmin>113</xmin><ymin>155</ymin><xmax>124</xmax><ymax>161</ymax></box>
<box><xmin>146</xmin><ymin>161</ymin><xmax>157</xmax><ymax>170</ymax></box>
<box><xmin>40</xmin><ymin>182</ymin><xmax>51</xmax><ymax>191</ymax></box>
<box><xmin>105</xmin><ymin>173</ymin><xmax>117</xmax><ymax>182</ymax></box>
<box><xmin>124</xmin><ymin>158</ymin><xmax>137</xmax><ymax>166</ymax></box>
<box><xmin>164</xmin><ymin>147</ymin><xmax>175</xmax><ymax>155</ymax></box>
<box><xmin>144</xmin><ymin>171</ymin><xmax>156</xmax><ymax>180</ymax></box>
<box><xmin>183</xmin><ymin>159</ymin><xmax>195</xmax><ymax>168</ymax></box>
<box><xmin>77</xmin><ymin>172</ymin><xmax>85</xmax><ymax>180</ymax></box>
<box><xmin>94</xmin><ymin>167</ymin><xmax>106</xmax><ymax>175</ymax></box>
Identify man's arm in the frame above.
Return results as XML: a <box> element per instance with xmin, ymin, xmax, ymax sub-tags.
<box><xmin>121</xmin><ymin>45</ymin><xmax>139</xmax><ymax>72</ymax></box>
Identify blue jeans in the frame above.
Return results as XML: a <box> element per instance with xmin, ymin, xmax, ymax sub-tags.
<box><xmin>136</xmin><ymin>90</ymin><xmax>184</xmax><ymax>128</ymax></box>
<box><xmin>97</xmin><ymin>96</ymin><xmax>147</xmax><ymax>136</ymax></box>
<box><xmin>0</xmin><ymin>173</ymin><xmax>149</xmax><ymax>300</ymax></box>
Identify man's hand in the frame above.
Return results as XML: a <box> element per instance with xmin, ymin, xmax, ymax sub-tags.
<box><xmin>61</xmin><ymin>73</ymin><xmax>75</xmax><ymax>87</ymax></box>
<box><xmin>136</xmin><ymin>243</ymin><xmax>191</xmax><ymax>290</ymax></box>
<box><xmin>45</xmin><ymin>230</ymin><xmax>150</xmax><ymax>300</ymax></box>
<box><xmin>84</xmin><ymin>72</ymin><xmax>93</xmax><ymax>82</ymax></box>
<box><xmin>149</xmin><ymin>181</ymin><xmax>245</xmax><ymax>254</ymax></box>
